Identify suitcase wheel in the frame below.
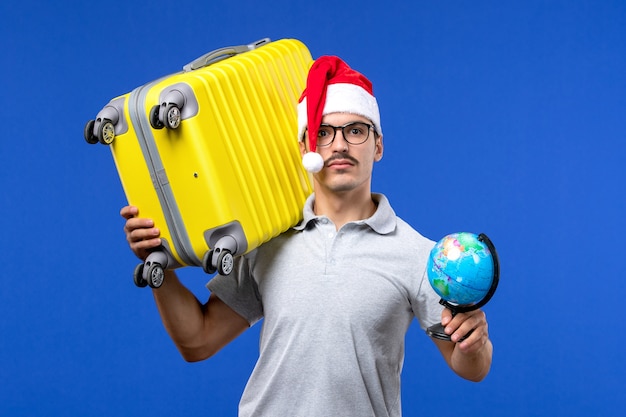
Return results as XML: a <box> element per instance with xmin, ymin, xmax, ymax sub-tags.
<box><xmin>84</xmin><ymin>120</ymin><xmax>98</xmax><ymax>144</ymax></box>
<box><xmin>133</xmin><ymin>263</ymin><xmax>148</xmax><ymax>288</ymax></box>
<box><xmin>149</xmin><ymin>103</ymin><xmax>182</xmax><ymax>130</ymax></box>
<box><xmin>217</xmin><ymin>250</ymin><xmax>234</xmax><ymax>276</ymax></box>
<box><xmin>133</xmin><ymin>261</ymin><xmax>165</xmax><ymax>288</ymax></box>
<box><xmin>202</xmin><ymin>248</ymin><xmax>234</xmax><ymax>276</ymax></box>
<box><xmin>98</xmin><ymin>118</ymin><xmax>116</xmax><ymax>145</ymax></box>
<box><xmin>164</xmin><ymin>103</ymin><xmax>181</xmax><ymax>129</ymax></box>
<box><xmin>149</xmin><ymin>105</ymin><xmax>165</xmax><ymax>129</ymax></box>
<box><xmin>202</xmin><ymin>249</ymin><xmax>217</xmax><ymax>275</ymax></box>
<box><xmin>146</xmin><ymin>262</ymin><xmax>165</xmax><ymax>288</ymax></box>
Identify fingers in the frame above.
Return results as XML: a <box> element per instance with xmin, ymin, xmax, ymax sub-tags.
<box><xmin>441</xmin><ymin>308</ymin><xmax>453</xmax><ymax>326</ymax></box>
<box><xmin>444</xmin><ymin>309</ymin><xmax>489</xmax><ymax>352</ymax></box>
<box><xmin>124</xmin><ymin>216</ymin><xmax>155</xmax><ymax>236</ymax></box>
<box><xmin>126</xmin><ymin>220</ymin><xmax>160</xmax><ymax>244</ymax></box>
<box><xmin>120</xmin><ymin>205</ymin><xmax>161</xmax><ymax>260</ymax></box>
<box><xmin>120</xmin><ymin>205</ymin><xmax>139</xmax><ymax>219</ymax></box>
<box><xmin>127</xmin><ymin>223</ymin><xmax>161</xmax><ymax>260</ymax></box>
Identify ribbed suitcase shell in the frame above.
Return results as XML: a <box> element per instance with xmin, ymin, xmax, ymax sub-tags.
<box><xmin>97</xmin><ymin>39</ymin><xmax>313</xmax><ymax>276</ymax></box>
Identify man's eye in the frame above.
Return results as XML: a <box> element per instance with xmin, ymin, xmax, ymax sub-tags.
<box><xmin>318</xmin><ymin>127</ymin><xmax>335</xmax><ymax>137</ymax></box>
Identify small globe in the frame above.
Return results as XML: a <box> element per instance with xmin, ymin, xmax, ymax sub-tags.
<box><xmin>427</xmin><ymin>232</ymin><xmax>495</xmax><ymax>306</ymax></box>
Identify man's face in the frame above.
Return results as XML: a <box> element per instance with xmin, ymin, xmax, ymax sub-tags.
<box><xmin>300</xmin><ymin>112</ymin><xmax>384</xmax><ymax>194</ymax></box>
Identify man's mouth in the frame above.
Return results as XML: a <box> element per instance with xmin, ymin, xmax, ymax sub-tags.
<box><xmin>325</xmin><ymin>154</ymin><xmax>358</xmax><ymax>168</ymax></box>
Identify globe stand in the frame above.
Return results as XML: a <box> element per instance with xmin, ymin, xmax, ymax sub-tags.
<box><xmin>426</xmin><ymin>233</ymin><xmax>500</xmax><ymax>342</ymax></box>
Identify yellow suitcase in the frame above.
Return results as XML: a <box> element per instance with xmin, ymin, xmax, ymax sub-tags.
<box><xmin>85</xmin><ymin>38</ymin><xmax>313</xmax><ymax>287</ymax></box>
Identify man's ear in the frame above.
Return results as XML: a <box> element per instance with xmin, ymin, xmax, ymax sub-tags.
<box><xmin>299</xmin><ymin>140</ymin><xmax>307</xmax><ymax>156</ymax></box>
<box><xmin>374</xmin><ymin>135</ymin><xmax>384</xmax><ymax>162</ymax></box>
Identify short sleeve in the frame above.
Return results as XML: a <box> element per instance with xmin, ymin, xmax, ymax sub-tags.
<box><xmin>206</xmin><ymin>252</ymin><xmax>264</xmax><ymax>325</ymax></box>
<box><xmin>412</xmin><ymin>267</ymin><xmax>444</xmax><ymax>331</ymax></box>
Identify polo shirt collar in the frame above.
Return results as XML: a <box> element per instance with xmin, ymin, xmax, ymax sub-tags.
<box><xmin>294</xmin><ymin>193</ymin><xmax>397</xmax><ymax>235</ymax></box>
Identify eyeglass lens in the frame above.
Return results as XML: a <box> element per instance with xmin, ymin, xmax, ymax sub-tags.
<box><xmin>316</xmin><ymin>122</ymin><xmax>372</xmax><ymax>146</ymax></box>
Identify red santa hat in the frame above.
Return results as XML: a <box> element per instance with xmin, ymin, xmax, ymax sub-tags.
<box><xmin>297</xmin><ymin>56</ymin><xmax>382</xmax><ymax>173</ymax></box>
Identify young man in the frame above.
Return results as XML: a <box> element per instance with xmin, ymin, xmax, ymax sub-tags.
<box><xmin>121</xmin><ymin>56</ymin><xmax>493</xmax><ymax>416</ymax></box>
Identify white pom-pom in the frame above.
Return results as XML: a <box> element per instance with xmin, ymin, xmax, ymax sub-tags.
<box><xmin>302</xmin><ymin>152</ymin><xmax>324</xmax><ymax>173</ymax></box>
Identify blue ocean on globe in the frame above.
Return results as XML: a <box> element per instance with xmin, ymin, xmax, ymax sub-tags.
<box><xmin>426</xmin><ymin>232</ymin><xmax>495</xmax><ymax>306</ymax></box>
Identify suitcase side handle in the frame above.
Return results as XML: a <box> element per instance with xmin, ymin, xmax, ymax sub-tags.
<box><xmin>183</xmin><ymin>38</ymin><xmax>271</xmax><ymax>72</ymax></box>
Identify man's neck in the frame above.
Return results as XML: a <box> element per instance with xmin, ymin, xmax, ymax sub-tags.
<box><xmin>312</xmin><ymin>188</ymin><xmax>377</xmax><ymax>230</ymax></box>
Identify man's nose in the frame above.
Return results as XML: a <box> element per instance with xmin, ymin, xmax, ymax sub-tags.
<box><xmin>330</xmin><ymin>128</ymin><xmax>349</xmax><ymax>150</ymax></box>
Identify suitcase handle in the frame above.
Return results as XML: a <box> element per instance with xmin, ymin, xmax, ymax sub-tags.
<box><xmin>183</xmin><ymin>38</ymin><xmax>271</xmax><ymax>72</ymax></box>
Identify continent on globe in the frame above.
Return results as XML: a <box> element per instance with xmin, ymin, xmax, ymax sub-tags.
<box><xmin>426</xmin><ymin>232</ymin><xmax>495</xmax><ymax>306</ymax></box>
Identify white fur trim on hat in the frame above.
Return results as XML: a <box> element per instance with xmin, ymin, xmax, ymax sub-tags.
<box><xmin>297</xmin><ymin>83</ymin><xmax>382</xmax><ymax>142</ymax></box>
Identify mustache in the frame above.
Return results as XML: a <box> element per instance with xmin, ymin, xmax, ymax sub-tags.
<box><xmin>325</xmin><ymin>152</ymin><xmax>359</xmax><ymax>166</ymax></box>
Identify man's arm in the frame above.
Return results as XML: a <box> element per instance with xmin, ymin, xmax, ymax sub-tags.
<box><xmin>152</xmin><ymin>272</ymin><xmax>249</xmax><ymax>361</ymax></box>
<box><xmin>121</xmin><ymin>206</ymin><xmax>249</xmax><ymax>362</ymax></box>
<box><xmin>432</xmin><ymin>308</ymin><xmax>493</xmax><ymax>382</ymax></box>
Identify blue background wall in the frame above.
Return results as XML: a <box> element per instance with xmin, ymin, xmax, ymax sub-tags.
<box><xmin>1</xmin><ymin>1</ymin><xmax>624</xmax><ymax>416</ymax></box>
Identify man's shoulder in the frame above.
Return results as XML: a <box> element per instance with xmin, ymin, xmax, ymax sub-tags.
<box><xmin>255</xmin><ymin>227</ymin><xmax>301</xmax><ymax>254</ymax></box>
<box><xmin>393</xmin><ymin>216</ymin><xmax>434</xmax><ymax>247</ymax></box>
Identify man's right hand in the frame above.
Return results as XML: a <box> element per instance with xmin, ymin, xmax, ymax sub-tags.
<box><xmin>120</xmin><ymin>206</ymin><xmax>250</xmax><ymax>361</ymax></box>
<box><xmin>120</xmin><ymin>205</ymin><xmax>162</xmax><ymax>261</ymax></box>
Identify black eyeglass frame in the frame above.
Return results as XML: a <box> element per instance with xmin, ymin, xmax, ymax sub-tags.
<box><xmin>308</xmin><ymin>122</ymin><xmax>377</xmax><ymax>147</ymax></box>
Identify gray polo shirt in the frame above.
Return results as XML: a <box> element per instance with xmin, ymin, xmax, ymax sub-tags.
<box><xmin>207</xmin><ymin>193</ymin><xmax>442</xmax><ymax>417</ymax></box>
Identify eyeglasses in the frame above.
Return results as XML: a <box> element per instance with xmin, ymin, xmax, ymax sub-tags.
<box><xmin>312</xmin><ymin>122</ymin><xmax>375</xmax><ymax>147</ymax></box>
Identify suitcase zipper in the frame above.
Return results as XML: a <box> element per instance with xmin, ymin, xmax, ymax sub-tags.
<box><xmin>127</xmin><ymin>80</ymin><xmax>200</xmax><ymax>267</ymax></box>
